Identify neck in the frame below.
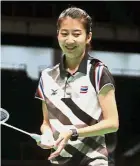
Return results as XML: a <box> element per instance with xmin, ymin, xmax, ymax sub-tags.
<box><xmin>65</xmin><ymin>51</ymin><xmax>85</xmax><ymax>71</ymax></box>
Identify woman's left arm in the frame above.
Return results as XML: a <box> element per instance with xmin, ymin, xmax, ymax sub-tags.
<box><xmin>77</xmin><ymin>87</ymin><xmax>119</xmax><ymax>137</ymax></box>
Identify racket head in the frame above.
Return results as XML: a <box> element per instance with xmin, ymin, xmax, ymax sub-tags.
<box><xmin>0</xmin><ymin>108</ymin><xmax>10</xmax><ymax>123</ymax></box>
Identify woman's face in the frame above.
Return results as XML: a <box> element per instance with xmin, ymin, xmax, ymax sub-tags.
<box><xmin>57</xmin><ymin>16</ymin><xmax>92</xmax><ymax>59</ymax></box>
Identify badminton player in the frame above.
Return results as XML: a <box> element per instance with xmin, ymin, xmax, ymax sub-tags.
<box><xmin>35</xmin><ymin>6</ymin><xmax>119</xmax><ymax>166</ymax></box>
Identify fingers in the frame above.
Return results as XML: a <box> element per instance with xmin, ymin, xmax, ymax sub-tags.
<box><xmin>54</xmin><ymin>136</ymin><xmax>64</xmax><ymax>146</ymax></box>
<box><xmin>48</xmin><ymin>143</ymin><xmax>65</xmax><ymax>160</ymax></box>
<box><xmin>48</xmin><ymin>133</ymin><xmax>70</xmax><ymax>160</ymax></box>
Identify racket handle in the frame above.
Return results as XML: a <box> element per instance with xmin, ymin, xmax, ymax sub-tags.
<box><xmin>30</xmin><ymin>133</ymin><xmax>41</xmax><ymax>142</ymax></box>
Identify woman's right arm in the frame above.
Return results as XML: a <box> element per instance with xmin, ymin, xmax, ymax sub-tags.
<box><xmin>37</xmin><ymin>101</ymin><xmax>55</xmax><ymax>149</ymax></box>
<box><xmin>40</xmin><ymin>101</ymin><xmax>52</xmax><ymax>134</ymax></box>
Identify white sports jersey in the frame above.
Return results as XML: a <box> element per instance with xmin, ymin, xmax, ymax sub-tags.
<box><xmin>35</xmin><ymin>54</ymin><xmax>116</xmax><ymax>166</ymax></box>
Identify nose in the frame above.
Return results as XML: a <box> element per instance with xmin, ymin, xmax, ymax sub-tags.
<box><xmin>65</xmin><ymin>35</ymin><xmax>75</xmax><ymax>45</ymax></box>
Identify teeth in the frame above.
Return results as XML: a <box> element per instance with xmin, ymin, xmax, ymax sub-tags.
<box><xmin>66</xmin><ymin>46</ymin><xmax>76</xmax><ymax>49</ymax></box>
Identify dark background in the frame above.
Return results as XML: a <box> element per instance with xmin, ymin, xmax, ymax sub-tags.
<box><xmin>1</xmin><ymin>1</ymin><xmax>140</xmax><ymax>166</ymax></box>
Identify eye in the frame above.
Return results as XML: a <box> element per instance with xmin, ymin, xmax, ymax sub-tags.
<box><xmin>73</xmin><ymin>34</ymin><xmax>80</xmax><ymax>37</ymax></box>
<box><xmin>61</xmin><ymin>33</ymin><xmax>68</xmax><ymax>37</ymax></box>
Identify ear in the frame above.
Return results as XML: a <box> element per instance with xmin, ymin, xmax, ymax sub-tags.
<box><xmin>86</xmin><ymin>32</ymin><xmax>92</xmax><ymax>44</ymax></box>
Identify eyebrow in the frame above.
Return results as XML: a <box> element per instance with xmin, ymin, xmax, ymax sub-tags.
<box><xmin>60</xmin><ymin>29</ymin><xmax>82</xmax><ymax>32</ymax></box>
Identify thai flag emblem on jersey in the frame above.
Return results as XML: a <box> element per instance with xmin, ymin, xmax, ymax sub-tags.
<box><xmin>80</xmin><ymin>86</ymin><xmax>88</xmax><ymax>93</ymax></box>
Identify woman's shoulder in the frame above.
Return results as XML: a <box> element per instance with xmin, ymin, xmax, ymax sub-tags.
<box><xmin>41</xmin><ymin>63</ymin><xmax>60</xmax><ymax>74</ymax></box>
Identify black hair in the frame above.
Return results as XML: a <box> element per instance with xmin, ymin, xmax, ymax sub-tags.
<box><xmin>57</xmin><ymin>7</ymin><xmax>93</xmax><ymax>35</ymax></box>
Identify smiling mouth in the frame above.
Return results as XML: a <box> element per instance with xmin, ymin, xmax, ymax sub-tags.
<box><xmin>65</xmin><ymin>46</ymin><xmax>77</xmax><ymax>50</ymax></box>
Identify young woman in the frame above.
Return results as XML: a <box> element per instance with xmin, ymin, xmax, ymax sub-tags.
<box><xmin>35</xmin><ymin>7</ymin><xmax>119</xmax><ymax>166</ymax></box>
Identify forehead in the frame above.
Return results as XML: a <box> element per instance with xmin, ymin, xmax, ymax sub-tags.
<box><xmin>59</xmin><ymin>16</ymin><xmax>85</xmax><ymax>31</ymax></box>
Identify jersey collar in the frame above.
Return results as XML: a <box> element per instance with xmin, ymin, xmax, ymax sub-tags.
<box><xmin>59</xmin><ymin>52</ymin><xmax>90</xmax><ymax>78</ymax></box>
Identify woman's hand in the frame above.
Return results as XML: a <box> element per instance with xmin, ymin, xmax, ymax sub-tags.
<box><xmin>48</xmin><ymin>130</ymin><xmax>72</xmax><ymax>160</ymax></box>
<box><xmin>37</xmin><ymin>129</ymin><xmax>55</xmax><ymax>149</ymax></box>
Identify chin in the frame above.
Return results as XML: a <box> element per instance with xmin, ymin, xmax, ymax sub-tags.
<box><xmin>67</xmin><ymin>54</ymin><xmax>80</xmax><ymax>59</ymax></box>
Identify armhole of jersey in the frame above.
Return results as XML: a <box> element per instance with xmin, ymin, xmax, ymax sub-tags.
<box><xmin>89</xmin><ymin>61</ymin><xmax>104</xmax><ymax>94</ymax></box>
<box><xmin>35</xmin><ymin>74</ymin><xmax>46</xmax><ymax>101</ymax></box>
<box><xmin>95</xmin><ymin>64</ymin><xmax>104</xmax><ymax>94</ymax></box>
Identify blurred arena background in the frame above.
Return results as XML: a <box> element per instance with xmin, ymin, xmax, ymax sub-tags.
<box><xmin>1</xmin><ymin>1</ymin><xmax>140</xmax><ymax>166</ymax></box>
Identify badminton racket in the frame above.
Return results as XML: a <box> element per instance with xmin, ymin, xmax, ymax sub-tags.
<box><xmin>0</xmin><ymin>107</ymin><xmax>41</xmax><ymax>142</ymax></box>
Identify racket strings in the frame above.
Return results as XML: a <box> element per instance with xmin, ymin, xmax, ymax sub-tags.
<box><xmin>0</xmin><ymin>110</ymin><xmax>9</xmax><ymax>122</ymax></box>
